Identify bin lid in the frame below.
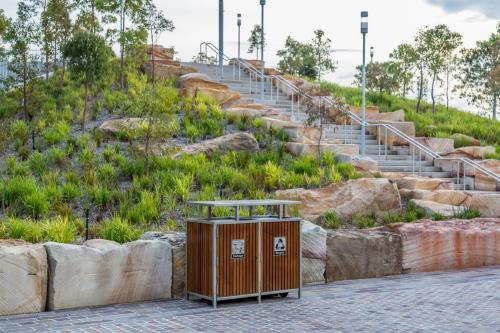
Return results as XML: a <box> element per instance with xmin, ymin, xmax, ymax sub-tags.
<box><xmin>187</xmin><ymin>199</ymin><xmax>301</xmax><ymax>207</ymax></box>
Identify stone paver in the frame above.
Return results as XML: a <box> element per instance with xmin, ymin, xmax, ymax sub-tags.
<box><xmin>1</xmin><ymin>267</ymin><xmax>499</xmax><ymax>332</ymax></box>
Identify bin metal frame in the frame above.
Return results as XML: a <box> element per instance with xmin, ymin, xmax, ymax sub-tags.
<box><xmin>186</xmin><ymin>199</ymin><xmax>302</xmax><ymax>309</ymax></box>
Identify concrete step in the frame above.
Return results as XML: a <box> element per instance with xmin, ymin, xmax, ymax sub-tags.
<box><xmin>391</xmin><ymin>171</ymin><xmax>452</xmax><ymax>178</ymax></box>
<box><xmin>377</xmin><ymin>160</ymin><xmax>434</xmax><ymax>167</ymax></box>
<box><xmin>368</xmin><ymin>155</ymin><xmax>421</xmax><ymax>161</ymax></box>
<box><xmin>379</xmin><ymin>166</ymin><xmax>443</xmax><ymax>172</ymax></box>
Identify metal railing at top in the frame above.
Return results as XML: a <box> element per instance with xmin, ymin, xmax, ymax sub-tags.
<box><xmin>198</xmin><ymin>42</ymin><xmax>500</xmax><ymax>190</ymax></box>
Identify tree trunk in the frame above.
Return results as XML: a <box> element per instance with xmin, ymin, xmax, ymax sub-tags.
<box><xmin>416</xmin><ymin>66</ymin><xmax>424</xmax><ymax>113</ymax></box>
<box><xmin>446</xmin><ymin>68</ymin><xmax>450</xmax><ymax>112</ymax></box>
<box><xmin>22</xmin><ymin>52</ymin><xmax>28</xmax><ymax>122</ymax></box>
<box><xmin>144</xmin><ymin>115</ymin><xmax>153</xmax><ymax>175</ymax></box>
<box><xmin>150</xmin><ymin>29</ymin><xmax>155</xmax><ymax>83</ymax></box>
<box><xmin>493</xmin><ymin>93</ymin><xmax>497</xmax><ymax>120</ymax></box>
<box><xmin>82</xmin><ymin>82</ymin><xmax>89</xmax><ymax>133</ymax></box>
<box><xmin>317</xmin><ymin>97</ymin><xmax>323</xmax><ymax>164</ymax></box>
<box><xmin>119</xmin><ymin>8</ymin><xmax>125</xmax><ymax>90</ymax></box>
<box><xmin>431</xmin><ymin>72</ymin><xmax>436</xmax><ymax>116</ymax></box>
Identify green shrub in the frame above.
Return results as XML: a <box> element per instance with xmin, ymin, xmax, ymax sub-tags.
<box><xmin>455</xmin><ymin>209</ymin><xmax>481</xmax><ymax>219</ymax></box>
<box><xmin>100</xmin><ymin>216</ymin><xmax>141</xmax><ymax>244</ymax></box>
<box><xmin>98</xmin><ymin>163</ymin><xmax>117</xmax><ymax>185</ymax></box>
<box><xmin>24</xmin><ymin>191</ymin><xmax>50</xmax><ymax>219</ymax></box>
<box><xmin>354</xmin><ymin>214</ymin><xmax>376</xmax><ymax>229</ymax></box>
<box><xmin>44</xmin><ymin>217</ymin><xmax>76</xmax><ymax>243</ymax></box>
<box><xmin>433</xmin><ymin>213</ymin><xmax>447</xmax><ymax>221</ymax></box>
<box><xmin>28</xmin><ymin>151</ymin><xmax>47</xmax><ymax>175</ymax></box>
<box><xmin>263</xmin><ymin>161</ymin><xmax>282</xmax><ymax>190</ymax></box>
<box><xmin>42</xmin><ymin>121</ymin><xmax>70</xmax><ymax>146</ymax></box>
<box><xmin>322</xmin><ymin>211</ymin><xmax>342</xmax><ymax>229</ymax></box>
<box><xmin>336</xmin><ymin>162</ymin><xmax>357</xmax><ymax>180</ymax></box>
<box><xmin>173</xmin><ymin>174</ymin><xmax>193</xmax><ymax>202</ymax></box>
<box><xmin>326</xmin><ymin>165</ymin><xmax>342</xmax><ymax>184</ymax></box>
<box><xmin>10</xmin><ymin>120</ymin><xmax>29</xmax><ymax>144</ymax></box>
<box><xmin>381</xmin><ymin>212</ymin><xmax>403</xmax><ymax>225</ymax></box>
<box><xmin>61</xmin><ymin>182</ymin><xmax>80</xmax><ymax>202</ymax></box>
<box><xmin>89</xmin><ymin>187</ymin><xmax>113</xmax><ymax>210</ymax></box>
<box><xmin>46</xmin><ymin>147</ymin><xmax>67</xmax><ymax>166</ymax></box>
<box><xmin>5</xmin><ymin>176</ymin><xmax>37</xmax><ymax>206</ymax></box>
<box><xmin>292</xmin><ymin>155</ymin><xmax>318</xmax><ymax>176</ymax></box>
<box><xmin>2</xmin><ymin>218</ymin><xmax>45</xmax><ymax>243</ymax></box>
<box><xmin>405</xmin><ymin>203</ymin><xmax>428</xmax><ymax>222</ymax></box>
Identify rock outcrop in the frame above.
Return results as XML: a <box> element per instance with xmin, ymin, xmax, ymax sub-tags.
<box><xmin>142</xmin><ymin>62</ymin><xmax>197</xmax><ymax>80</ymax></box>
<box><xmin>334</xmin><ymin>153</ymin><xmax>378</xmax><ymax>173</ymax></box>
<box><xmin>396</xmin><ymin>176</ymin><xmax>455</xmax><ymax>191</ymax></box>
<box><xmin>325</xmin><ymin>230</ymin><xmax>402</xmax><ymax>282</ymax></box>
<box><xmin>286</xmin><ymin>142</ymin><xmax>359</xmax><ymax>157</ymax></box>
<box><xmin>177</xmin><ymin>73</ymin><xmax>240</xmax><ymax>105</ymax></box>
<box><xmin>301</xmin><ymin>221</ymin><xmax>327</xmax><ymax>284</ymax></box>
<box><xmin>172</xmin><ymin>132</ymin><xmax>259</xmax><ymax>158</ymax></box>
<box><xmin>450</xmin><ymin>133</ymin><xmax>480</xmax><ymax>146</ymax></box>
<box><xmin>141</xmin><ymin>232</ymin><xmax>186</xmax><ymax>298</ymax></box>
<box><xmin>409</xmin><ymin>199</ymin><xmax>465</xmax><ymax>217</ymax></box>
<box><xmin>0</xmin><ymin>241</ymin><xmax>47</xmax><ymax>316</ymax></box>
<box><xmin>98</xmin><ymin>118</ymin><xmax>145</xmax><ymax>137</ymax></box>
<box><xmin>367</xmin><ymin>122</ymin><xmax>416</xmax><ymax>146</ymax></box>
<box><xmin>441</xmin><ymin>146</ymin><xmax>495</xmax><ymax>159</ymax></box>
<box><xmin>276</xmin><ymin>178</ymin><xmax>402</xmax><ymax>221</ymax></box>
<box><xmin>382</xmin><ymin>218</ymin><xmax>500</xmax><ymax>273</ymax></box>
<box><xmin>44</xmin><ymin>240</ymin><xmax>172</xmax><ymax>310</ymax></box>
<box><xmin>415</xmin><ymin>137</ymin><xmax>455</xmax><ymax>154</ymax></box>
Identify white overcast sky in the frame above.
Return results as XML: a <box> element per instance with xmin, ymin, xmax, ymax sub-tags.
<box><xmin>2</xmin><ymin>0</ymin><xmax>499</xmax><ymax>112</ymax></box>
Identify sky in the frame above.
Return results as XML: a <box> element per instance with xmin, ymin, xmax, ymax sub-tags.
<box><xmin>2</xmin><ymin>0</ymin><xmax>499</xmax><ymax>114</ymax></box>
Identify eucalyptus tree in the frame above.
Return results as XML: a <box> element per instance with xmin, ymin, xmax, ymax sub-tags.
<box><xmin>390</xmin><ymin>43</ymin><xmax>418</xmax><ymax>98</ymax></box>
<box><xmin>138</xmin><ymin>1</ymin><xmax>174</xmax><ymax>174</ymax></box>
<box><xmin>248</xmin><ymin>24</ymin><xmax>264</xmax><ymax>59</ymax></box>
<box><xmin>456</xmin><ymin>23</ymin><xmax>499</xmax><ymax>120</ymax></box>
<box><xmin>276</xmin><ymin>36</ymin><xmax>317</xmax><ymax>79</ymax></box>
<box><xmin>5</xmin><ymin>2</ymin><xmax>41</xmax><ymax>131</ymax></box>
<box><xmin>62</xmin><ymin>31</ymin><xmax>112</xmax><ymax>132</ymax></box>
<box><xmin>311</xmin><ymin>29</ymin><xmax>336</xmax><ymax>82</ymax></box>
<box><xmin>354</xmin><ymin>61</ymin><xmax>400</xmax><ymax>96</ymax></box>
<box><xmin>415</xmin><ymin>25</ymin><xmax>462</xmax><ymax>115</ymax></box>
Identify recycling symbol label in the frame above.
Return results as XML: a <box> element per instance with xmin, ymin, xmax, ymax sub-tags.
<box><xmin>231</xmin><ymin>239</ymin><xmax>245</xmax><ymax>259</ymax></box>
<box><xmin>274</xmin><ymin>236</ymin><xmax>286</xmax><ymax>256</ymax></box>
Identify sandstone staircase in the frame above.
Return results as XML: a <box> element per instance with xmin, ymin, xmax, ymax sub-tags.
<box><xmin>185</xmin><ymin>62</ymin><xmax>497</xmax><ymax>192</ymax></box>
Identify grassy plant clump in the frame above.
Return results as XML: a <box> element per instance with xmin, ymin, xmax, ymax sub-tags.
<box><xmin>321</xmin><ymin>211</ymin><xmax>342</xmax><ymax>229</ymax></box>
<box><xmin>44</xmin><ymin>217</ymin><xmax>77</xmax><ymax>243</ymax></box>
<box><xmin>100</xmin><ymin>216</ymin><xmax>141</xmax><ymax>244</ymax></box>
<box><xmin>454</xmin><ymin>208</ymin><xmax>481</xmax><ymax>220</ymax></box>
<box><xmin>23</xmin><ymin>191</ymin><xmax>50</xmax><ymax>219</ymax></box>
<box><xmin>404</xmin><ymin>202</ymin><xmax>428</xmax><ymax>222</ymax></box>
<box><xmin>381</xmin><ymin>212</ymin><xmax>404</xmax><ymax>225</ymax></box>
<box><xmin>354</xmin><ymin>213</ymin><xmax>377</xmax><ymax>229</ymax></box>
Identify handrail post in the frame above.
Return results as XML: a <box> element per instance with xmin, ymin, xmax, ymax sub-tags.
<box><xmin>377</xmin><ymin>126</ymin><xmax>380</xmax><ymax>156</ymax></box>
<box><xmin>456</xmin><ymin>160</ymin><xmax>460</xmax><ymax>187</ymax></box>
<box><xmin>384</xmin><ymin>127</ymin><xmax>388</xmax><ymax>156</ymax></box>
<box><xmin>412</xmin><ymin>145</ymin><xmax>415</xmax><ymax>174</ymax></box>
<box><xmin>419</xmin><ymin>150</ymin><xmax>422</xmax><ymax>175</ymax></box>
<box><xmin>463</xmin><ymin>161</ymin><xmax>466</xmax><ymax>190</ymax></box>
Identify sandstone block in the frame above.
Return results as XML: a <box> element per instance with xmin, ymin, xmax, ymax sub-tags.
<box><xmin>0</xmin><ymin>241</ymin><xmax>47</xmax><ymax>315</ymax></box>
<box><xmin>172</xmin><ymin>132</ymin><xmax>259</xmax><ymax>158</ymax></box>
<box><xmin>276</xmin><ymin>178</ymin><xmax>402</xmax><ymax>221</ymax></box>
<box><xmin>325</xmin><ymin>230</ymin><xmax>402</xmax><ymax>282</ymax></box>
<box><xmin>382</xmin><ymin>218</ymin><xmax>500</xmax><ymax>273</ymax></box>
<box><xmin>44</xmin><ymin>240</ymin><xmax>172</xmax><ymax>310</ymax></box>
<box><xmin>301</xmin><ymin>221</ymin><xmax>327</xmax><ymax>284</ymax></box>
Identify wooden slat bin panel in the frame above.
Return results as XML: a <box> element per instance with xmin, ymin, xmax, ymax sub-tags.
<box><xmin>187</xmin><ymin>222</ymin><xmax>213</xmax><ymax>297</ymax></box>
<box><xmin>217</xmin><ymin>223</ymin><xmax>259</xmax><ymax>297</ymax></box>
<box><xmin>262</xmin><ymin>221</ymin><xmax>300</xmax><ymax>292</ymax></box>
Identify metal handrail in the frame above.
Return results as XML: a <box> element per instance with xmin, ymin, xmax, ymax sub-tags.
<box><xmin>198</xmin><ymin>41</ymin><xmax>500</xmax><ymax>188</ymax></box>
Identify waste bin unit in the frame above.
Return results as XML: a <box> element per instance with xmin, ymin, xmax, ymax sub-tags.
<box><xmin>186</xmin><ymin>199</ymin><xmax>302</xmax><ymax>308</ymax></box>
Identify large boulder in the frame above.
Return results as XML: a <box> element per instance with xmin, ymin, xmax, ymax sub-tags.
<box><xmin>441</xmin><ymin>146</ymin><xmax>496</xmax><ymax>159</ymax></box>
<box><xmin>450</xmin><ymin>133</ymin><xmax>480</xmax><ymax>147</ymax></box>
<box><xmin>44</xmin><ymin>240</ymin><xmax>172</xmax><ymax>310</ymax></box>
<box><xmin>286</xmin><ymin>142</ymin><xmax>358</xmax><ymax>157</ymax></box>
<box><xmin>436</xmin><ymin>159</ymin><xmax>500</xmax><ymax>178</ymax></box>
<box><xmin>177</xmin><ymin>73</ymin><xmax>240</xmax><ymax>105</ymax></box>
<box><xmin>141</xmin><ymin>232</ymin><xmax>186</xmax><ymax>298</ymax></box>
<box><xmin>0</xmin><ymin>240</ymin><xmax>47</xmax><ymax>316</ymax></box>
<box><xmin>147</xmin><ymin>44</ymin><xmax>174</xmax><ymax>60</ymax></box>
<box><xmin>382</xmin><ymin>218</ymin><xmax>500</xmax><ymax>273</ymax></box>
<box><xmin>142</xmin><ymin>62</ymin><xmax>197</xmax><ymax>80</ymax></box>
<box><xmin>172</xmin><ymin>132</ymin><xmax>259</xmax><ymax>158</ymax></box>
<box><xmin>367</xmin><ymin>122</ymin><xmax>416</xmax><ymax>146</ymax></box>
<box><xmin>276</xmin><ymin>178</ymin><xmax>402</xmax><ymax>221</ymax></box>
<box><xmin>353</xmin><ymin>109</ymin><xmax>405</xmax><ymax>122</ymax></box>
<box><xmin>402</xmin><ymin>189</ymin><xmax>500</xmax><ymax>218</ymax></box>
<box><xmin>325</xmin><ymin>230</ymin><xmax>402</xmax><ymax>282</ymax></box>
<box><xmin>396</xmin><ymin>176</ymin><xmax>455</xmax><ymax>191</ymax></box>
<box><xmin>409</xmin><ymin>199</ymin><xmax>465</xmax><ymax>217</ymax></box>
<box><xmin>473</xmin><ymin>160</ymin><xmax>500</xmax><ymax>191</ymax></box>
<box><xmin>301</xmin><ymin>221</ymin><xmax>327</xmax><ymax>284</ymax></box>
<box><xmin>98</xmin><ymin>118</ymin><xmax>145</xmax><ymax>137</ymax></box>
<box><xmin>334</xmin><ymin>153</ymin><xmax>378</xmax><ymax>173</ymax></box>
<box><xmin>415</xmin><ymin>137</ymin><xmax>455</xmax><ymax>154</ymax></box>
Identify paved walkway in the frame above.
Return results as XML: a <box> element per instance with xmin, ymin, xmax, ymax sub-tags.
<box><xmin>1</xmin><ymin>267</ymin><xmax>499</xmax><ymax>333</ymax></box>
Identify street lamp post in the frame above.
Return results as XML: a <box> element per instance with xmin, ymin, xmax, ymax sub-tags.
<box><xmin>260</xmin><ymin>0</ymin><xmax>266</xmax><ymax>101</ymax></box>
<box><xmin>237</xmin><ymin>13</ymin><xmax>242</xmax><ymax>80</ymax></box>
<box><xmin>360</xmin><ymin>11</ymin><xmax>368</xmax><ymax>157</ymax></box>
<box><xmin>218</xmin><ymin>0</ymin><xmax>224</xmax><ymax>78</ymax></box>
<box><xmin>370</xmin><ymin>46</ymin><xmax>374</xmax><ymax>63</ymax></box>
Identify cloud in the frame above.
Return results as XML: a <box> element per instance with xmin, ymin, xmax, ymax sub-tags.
<box><xmin>426</xmin><ymin>0</ymin><xmax>500</xmax><ymax>19</ymax></box>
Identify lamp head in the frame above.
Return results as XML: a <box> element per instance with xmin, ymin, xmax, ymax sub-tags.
<box><xmin>237</xmin><ymin>13</ymin><xmax>241</xmax><ymax>26</ymax></box>
<box><xmin>260</xmin><ymin>0</ymin><xmax>266</xmax><ymax>5</ymax></box>
<box><xmin>360</xmin><ymin>11</ymin><xmax>368</xmax><ymax>34</ymax></box>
